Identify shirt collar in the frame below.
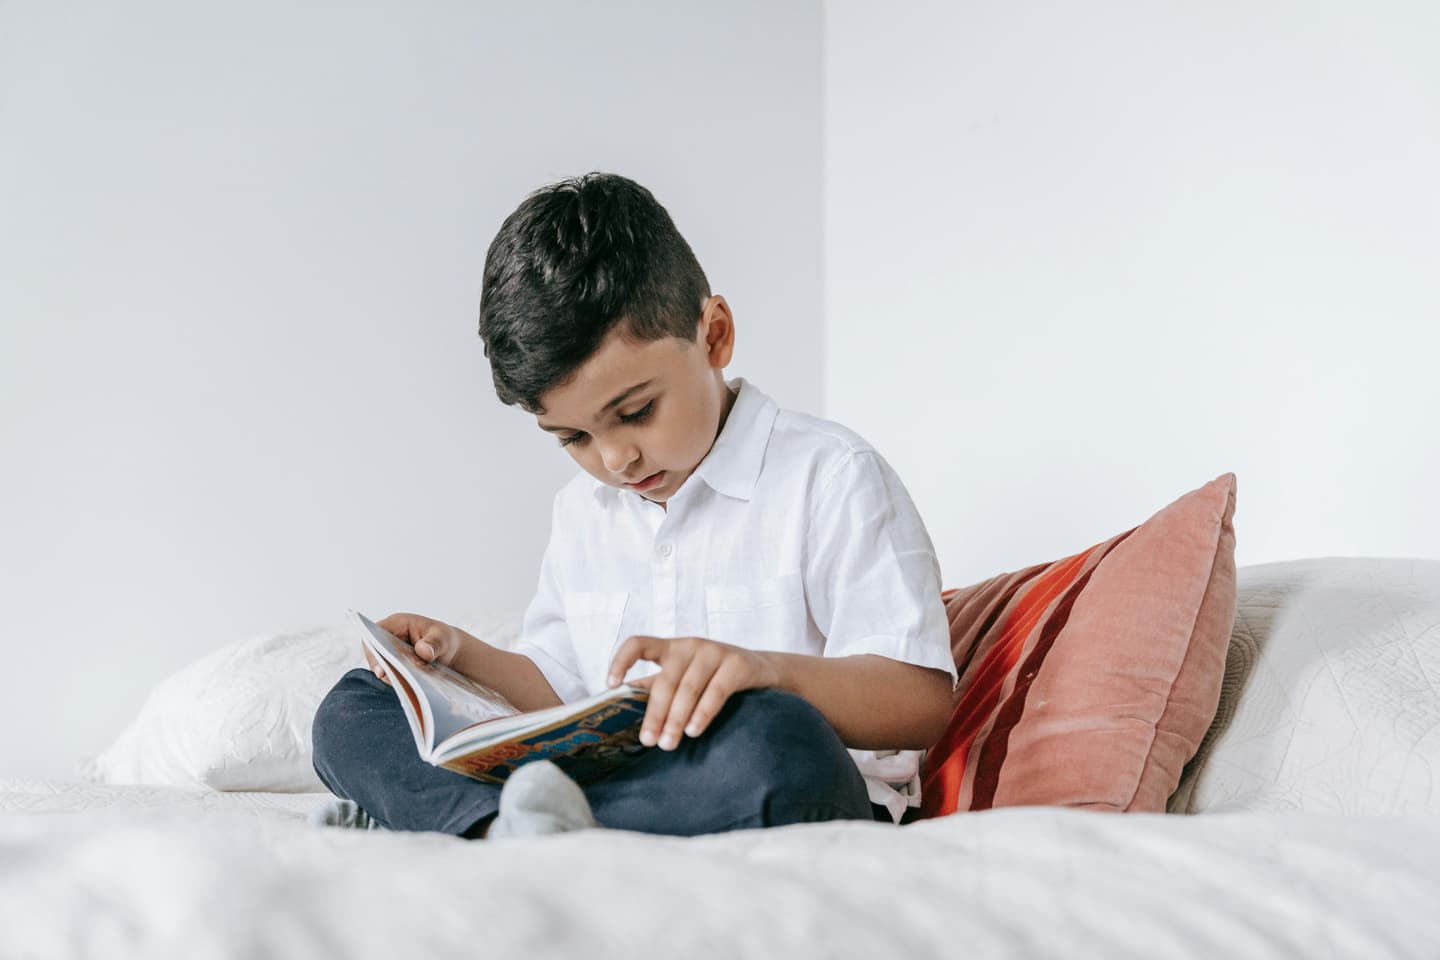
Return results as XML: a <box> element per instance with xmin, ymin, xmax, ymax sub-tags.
<box><xmin>591</xmin><ymin>376</ymin><xmax>778</xmax><ymax>506</ymax></box>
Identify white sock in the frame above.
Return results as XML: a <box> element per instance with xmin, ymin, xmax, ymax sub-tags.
<box><xmin>308</xmin><ymin>797</ymin><xmax>384</xmax><ymax>830</ymax></box>
<box><xmin>486</xmin><ymin>760</ymin><xmax>600</xmax><ymax>839</ymax></box>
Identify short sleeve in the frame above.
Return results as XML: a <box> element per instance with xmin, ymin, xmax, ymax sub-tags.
<box><xmin>802</xmin><ymin>449</ymin><xmax>958</xmax><ymax>691</ymax></box>
<box><xmin>510</xmin><ymin>492</ymin><xmax>590</xmax><ymax>704</ymax></box>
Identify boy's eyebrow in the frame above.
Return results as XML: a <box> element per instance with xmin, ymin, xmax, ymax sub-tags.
<box><xmin>537</xmin><ymin>379</ymin><xmax>656</xmax><ymax>432</ymax></box>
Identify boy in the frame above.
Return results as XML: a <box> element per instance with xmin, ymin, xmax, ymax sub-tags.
<box><xmin>310</xmin><ymin>172</ymin><xmax>958</xmax><ymax>839</ymax></box>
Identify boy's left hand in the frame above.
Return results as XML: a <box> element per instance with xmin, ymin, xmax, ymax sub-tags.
<box><xmin>606</xmin><ymin>635</ymin><xmax>781</xmax><ymax>751</ymax></box>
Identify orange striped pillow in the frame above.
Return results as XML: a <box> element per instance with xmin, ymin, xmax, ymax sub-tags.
<box><xmin>919</xmin><ymin>473</ymin><xmax>1237</xmax><ymax>817</ymax></box>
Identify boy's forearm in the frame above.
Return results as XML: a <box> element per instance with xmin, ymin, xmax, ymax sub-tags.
<box><xmin>449</xmin><ymin>629</ymin><xmax>565</xmax><ymax>713</ymax></box>
<box><xmin>760</xmin><ymin>652</ymin><xmax>954</xmax><ymax>751</ymax></box>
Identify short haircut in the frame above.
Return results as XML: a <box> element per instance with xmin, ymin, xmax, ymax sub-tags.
<box><xmin>478</xmin><ymin>171</ymin><xmax>711</xmax><ymax>413</ymax></box>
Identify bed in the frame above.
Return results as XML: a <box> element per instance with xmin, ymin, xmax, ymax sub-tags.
<box><xmin>4</xmin><ymin>556</ymin><xmax>1439</xmax><ymax>959</ymax></box>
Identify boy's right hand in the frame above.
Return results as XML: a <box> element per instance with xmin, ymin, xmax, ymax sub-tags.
<box><xmin>363</xmin><ymin>612</ymin><xmax>464</xmax><ymax>686</ymax></box>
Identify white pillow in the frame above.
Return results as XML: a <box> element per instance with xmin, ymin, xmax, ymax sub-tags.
<box><xmin>1169</xmin><ymin>557</ymin><xmax>1440</xmax><ymax>814</ymax></box>
<box><xmin>79</xmin><ymin>613</ymin><xmax>523</xmax><ymax>793</ymax></box>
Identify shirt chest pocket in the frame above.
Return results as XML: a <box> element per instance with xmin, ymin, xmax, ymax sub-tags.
<box><xmin>563</xmin><ymin>590</ymin><xmax>629</xmax><ymax>691</ymax></box>
<box><xmin>704</xmin><ymin>571</ymin><xmax>808</xmax><ymax>652</ymax></box>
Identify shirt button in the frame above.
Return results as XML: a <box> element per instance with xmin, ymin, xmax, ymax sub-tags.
<box><xmin>656</xmin><ymin>543</ymin><xmax>673</xmax><ymax>559</ymax></box>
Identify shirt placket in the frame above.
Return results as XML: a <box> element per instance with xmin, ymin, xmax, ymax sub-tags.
<box><xmin>651</xmin><ymin>522</ymin><xmax>678</xmax><ymax>639</ymax></box>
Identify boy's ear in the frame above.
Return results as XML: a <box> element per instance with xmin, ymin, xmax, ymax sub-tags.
<box><xmin>700</xmin><ymin>295</ymin><xmax>735</xmax><ymax>369</ymax></box>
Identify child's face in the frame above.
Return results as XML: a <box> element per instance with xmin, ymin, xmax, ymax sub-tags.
<box><xmin>535</xmin><ymin>295</ymin><xmax>737</xmax><ymax>508</ymax></box>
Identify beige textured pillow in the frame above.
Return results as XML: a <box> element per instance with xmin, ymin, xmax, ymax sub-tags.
<box><xmin>920</xmin><ymin>473</ymin><xmax>1238</xmax><ymax>816</ymax></box>
<box><xmin>1170</xmin><ymin>556</ymin><xmax>1440</xmax><ymax>814</ymax></box>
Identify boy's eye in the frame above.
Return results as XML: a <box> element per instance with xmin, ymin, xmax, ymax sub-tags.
<box><xmin>557</xmin><ymin>400</ymin><xmax>654</xmax><ymax>449</ymax></box>
<box><xmin>619</xmin><ymin>400</ymin><xmax>656</xmax><ymax>424</ymax></box>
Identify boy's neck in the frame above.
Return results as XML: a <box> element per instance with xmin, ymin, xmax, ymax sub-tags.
<box><xmin>651</xmin><ymin>380</ymin><xmax>738</xmax><ymax>515</ymax></box>
<box><xmin>717</xmin><ymin>380</ymin><xmax>739</xmax><ymax>433</ymax></box>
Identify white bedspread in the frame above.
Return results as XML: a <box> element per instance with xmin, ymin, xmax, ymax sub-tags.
<box><xmin>3</xmin><ymin>779</ymin><xmax>1438</xmax><ymax>959</ymax></box>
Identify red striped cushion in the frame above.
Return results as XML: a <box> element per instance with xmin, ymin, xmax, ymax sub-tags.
<box><xmin>920</xmin><ymin>473</ymin><xmax>1238</xmax><ymax>817</ymax></box>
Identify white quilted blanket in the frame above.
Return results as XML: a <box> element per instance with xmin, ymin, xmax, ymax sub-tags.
<box><xmin>2</xmin><ymin>779</ymin><xmax>1438</xmax><ymax>959</ymax></box>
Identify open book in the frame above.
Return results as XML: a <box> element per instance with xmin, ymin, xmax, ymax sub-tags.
<box><xmin>350</xmin><ymin>609</ymin><xmax>651</xmax><ymax>785</ymax></box>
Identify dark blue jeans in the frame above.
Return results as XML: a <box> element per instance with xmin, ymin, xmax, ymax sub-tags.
<box><xmin>312</xmin><ymin>667</ymin><xmax>883</xmax><ymax>837</ymax></box>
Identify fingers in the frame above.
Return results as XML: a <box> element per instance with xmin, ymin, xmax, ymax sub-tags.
<box><xmin>375</xmin><ymin>614</ymin><xmax>457</xmax><ymax>666</ymax></box>
<box><xmin>607</xmin><ymin>635</ymin><xmax>663</xmax><ymax>688</ymax></box>
<box><xmin>361</xmin><ymin>644</ymin><xmax>391</xmax><ymax>686</ymax></box>
<box><xmin>414</xmin><ymin>626</ymin><xmax>438</xmax><ymax>662</ymax></box>
<box><xmin>609</xmin><ymin>637</ymin><xmax>737</xmax><ymax>750</ymax></box>
<box><xmin>418</xmin><ymin>623</ymin><xmax>461</xmax><ymax>665</ymax></box>
<box><xmin>651</xmin><ymin>654</ymin><xmax>725</xmax><ymax>750</ymax></box>
<box><xmin>681</xmin><ymin>662</ymin><xmax>740</xmax><ymax>740</ymax></box>
<box><xmin>634</xmin><ymin>642</ymin><xmax>716</xmax><ymax>750</ymax></box>
<box><xmin>377</xmin><ymin>612</ymin><xmax>434</xmax><ymax>645</ymax></box>
<box><xmin>375</xmin><ymin>613</ymin><xmax>412</xmax><ymax>640</ymax></box>
<box><xmin>609</xmin><ymin>635</ymin><xmax>676</xmax><ymax>747</ymax></box>
<box><xmin>372</xmin><ymin>612</ymin><xmax>459</xmax><ymax>670</ymax></box>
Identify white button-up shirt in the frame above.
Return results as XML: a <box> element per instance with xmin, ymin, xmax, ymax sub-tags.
<box><xmin>511</xmin><ymin>376</ymin><xmax>958</xmax><ymax>823</ymax></box>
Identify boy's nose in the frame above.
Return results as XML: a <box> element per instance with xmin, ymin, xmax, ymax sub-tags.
<box><xmin>598</xmin><ymin>439</ymin><xmax>640</xmax><ymax>476</ymax></box>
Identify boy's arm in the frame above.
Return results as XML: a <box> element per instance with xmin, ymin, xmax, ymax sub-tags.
<box><xmin>798</xmin><ymin>448</ymin><xmax>959</xmax><ymax>748</ymax></box>
<box><xmin>607</xmin><ymin>635</ymin><xmax>953</xmax><ymax>752</ymax></box>
<box><xmin>449</xmin><ymin>631</ymin><xmax>564</xmax><ymax>713</ymax></box>
<box><xmin>760</xmin><ymin>651</ymin><xmax>953</xmax><ymax>750</ymax></box>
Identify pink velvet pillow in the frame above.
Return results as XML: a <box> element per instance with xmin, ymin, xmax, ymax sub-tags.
<box><xmin>919</xmin><ymin>473</ymin><xmax>1238</xmax><ymax>817</ymax></box>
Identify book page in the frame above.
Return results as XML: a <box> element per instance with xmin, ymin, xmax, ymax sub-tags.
<box><xmin>433</xmin><ymin>684</ymin><xmax>649</xmax><ymax>758</ymax></box>
<box><xmin>357</xmin><ymin>627</ymin><xmax>430</xmax><ymax>757</ymax></box>
<box><xmin>351</xmin><ymin>610</ymin><xmax>522</xmax><ymax>752</ymax></box>
<box><xmin>434</xmin><ymin>691</ymin><xmax>649</xmax><ymax>783</ymax></box>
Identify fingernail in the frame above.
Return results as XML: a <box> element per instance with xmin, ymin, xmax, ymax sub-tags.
<box><xmin>685</xmin><ymin>723</ymin><xmax>699</xmax><ymax>737</ymax></box>
<box><xmin>660</xmin><ymin>733</ymin><xmax>677</xmax><ymax>750</ymax></box>
<box><xmin>607</xmin><ymin>674</ymin><xmax>618</xmax><ymax>687</ymax></box>
<box><xmin>640</xmin><ymin>729</ymin><xmax>656</xmax><ymax>747</ymax></box>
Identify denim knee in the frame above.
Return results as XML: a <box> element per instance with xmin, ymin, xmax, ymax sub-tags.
<box><xmin>705</xmin><ymin>687</ymin><xmax>872</xmax><ymax>822</ymax></box>
<box><xmin>310</xmin><ymin>667</ymin><xmax>384</xmax><ymax>793</ymax></box>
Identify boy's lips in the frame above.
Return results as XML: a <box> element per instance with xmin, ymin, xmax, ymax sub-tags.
<box><xmin>627</xmin><ymin>470</ymin><xmax>665</xmax><ymax>491</ymax></box>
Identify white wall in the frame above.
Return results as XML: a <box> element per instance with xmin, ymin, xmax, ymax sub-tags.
<box><xmin>824</xmin><ymin>1</ymin><xmax>1440</xmax><ymax>586</ymax></box>
<box><xmin>7</xmin><ymin>1</ymin><xmax>1437</xmax><ymax>782</ymax></box>
<box><xmin>0</xmin><ymin>1</ymin><xmax>822</xmax><ymax>779</ymax></box>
